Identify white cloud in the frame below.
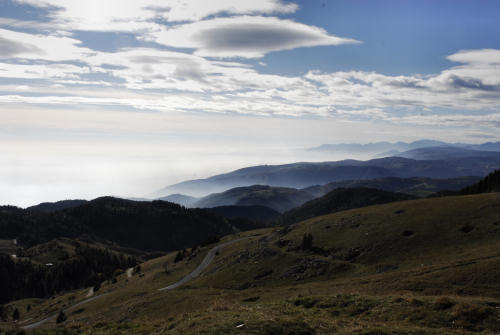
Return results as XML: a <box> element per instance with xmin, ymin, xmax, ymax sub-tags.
<box><xmin>304</xmin><ymin>49</ymin><xmax>500</xmax><ymax>111</ymax></box>
<box><xmin>13</xmin><ymin>0</ymin><xmax>298</xmax><ymax>31</ymax></box>
<box><xmin>0</xmin><ymin>28</ymin><xmax>93</xmax><ymax>61</ymax></box>
<box><xmin>447</xmin><ymin>48</ymin><xmax>500</xmax><ymax>65</ymax></box>
<box><xmin>0</xmin><ymin>63</ymin><xmax>89</xmax><ymax>80</ymax></box>
<box><xmin>0</xmin><ymin>22</ymin><xmax>499</xmax><ymax>130</ymax></box>
<box><xmin>153</xmin><ymin>16</ymin><xmax>360</xmax><ymax>58</ymax></box>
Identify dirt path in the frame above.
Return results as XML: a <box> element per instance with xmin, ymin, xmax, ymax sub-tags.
<box><xmin>23</xmin><ymin>294</ymin><xmax>105</xmax><ymax>330</ymax></box>
<box><xmin>22</xmin><ymin>238</ymin><xmax>246</xmax><ymax>329</ymax></box>
<box><xmin>158</xmin><ymin>238</ymin><xmax>245</xmax><ymax>291</ymax></box>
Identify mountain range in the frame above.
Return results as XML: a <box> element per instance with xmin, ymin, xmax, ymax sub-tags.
<box><xmin>309</xmin><ymin>139</ymin><xmax>500</xmax><ymax>155</ymax></box>
<box><xmin>1</xmin><ymin>165</ymin><xmax>500</xmax><ymax>334</ymax></box>
<box><xmin>158</xmin><ymin>152</ymin><xmax>500</xmax><ymax>197</ymax></box>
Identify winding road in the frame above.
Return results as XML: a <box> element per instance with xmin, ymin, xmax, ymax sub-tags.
<box><xmin>158</xmin><ymin>238</ymin><xmax>244</xmax><ymax>291</ymax></box>
<box><xmin>22</xmin><ymin>294</ymin><xmax>105</xmax><ymax>330</ymax></box>
<box><xmin>22</xmin><ymin>238</ymin><xmax>245</xmax><ymax>330</ymax></box>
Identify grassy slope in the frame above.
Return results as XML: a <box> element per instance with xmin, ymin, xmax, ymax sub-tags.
<box><xmin>0</xmin><ymin>239</ymin><xmax>16</xmax><ymax>255</ymax></box>
<box><xmin>279</xmin><ymin>187</ymin><xmax>416</xmax><ymax>225</ymax></box>
<box><xmin>3</xmin><ymin>194</ymin><xmax>500</xmax><ymax>334</ymax></box>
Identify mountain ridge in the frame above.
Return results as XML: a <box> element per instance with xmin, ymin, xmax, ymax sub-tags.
<box><xmin>158</xmin><ymin>156</ymin><xmax>500</xmax><ymax>197</ymax></box>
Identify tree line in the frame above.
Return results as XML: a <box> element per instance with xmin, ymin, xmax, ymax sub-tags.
<box><xmin>0</xmin><ymin>245</ymin><xmax>136</xmax><ymax>304</ymax></box>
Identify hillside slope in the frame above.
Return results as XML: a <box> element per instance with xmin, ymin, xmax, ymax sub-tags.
<box><xmin>27</xmin><ymin>200</ymin><xmax>88</xmax><ymax>213</ymax></box>
<box><xmin>279</xmin><ymin>187</ymin><xmax>416</xmax><ymax>225</ymax></box>
<box><xmin>9</xmin><ymin>193</ymin><xmax>500</xmax><ymax>335</ymax></box>
<box><xmin>157</xmin><ymin>194</ymin><xmax>198</xmax><ymax>207</ymax></box>
<box><xmin>193</xmin><ymin>185</ymin><xmax>315</xmax><ymax>212</ymax></box>
<box><xmin>304</xmin><ymin>176</ymin><xmax>481</xmax><ymax>198</ymax></box>
<box><xmin>205</xmin><ymin>205</ymin><xmax>280</xmax><ymax>224</ymax></box>
<box><xmin>0</xmin><ymin>197</ymin><xmax>248</xmax><ymax>252</ymax></box>
<box><xmin>461</xmin><ymin>169</ymin><xmax>500</xmax><ymax>194</ymax></box>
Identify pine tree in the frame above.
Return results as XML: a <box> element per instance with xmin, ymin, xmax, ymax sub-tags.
<box><xmin>56</xmin><ymin>310</ymin><xmax>67</xmax><ymax>323</ymax></box>
<box><xmin>174</xmin><ymin>251</ymin><xmax>184</xmax><ymax>263</ymax></box>
<box><xmin>12</xmin><ymin>308</ymin><xmax>20</xmax><ymax>320</ymax></box>
<box><xmin>301</xmin><ymin>233</ymin><xmax>314</xmax><ymax>250</ymax></box>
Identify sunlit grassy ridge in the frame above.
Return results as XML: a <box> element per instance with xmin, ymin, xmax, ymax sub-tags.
<box><xmin>2</xmin><ymin>193</ymin><xmax>499</xmax><ymax>334</ymax></box>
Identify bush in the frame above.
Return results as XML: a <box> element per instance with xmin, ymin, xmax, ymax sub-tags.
<box><xmin>174</xmin><ymin>251</ymin><xmax>184</xmax><ymax>263</ymax></box>
<box><xmin>56</xmin><ymin>310</ymin><xmax>67</xmax><ymax>324</ymax></box>
<box><xmin>433</xmin><ymin>296</ymin><xmax>455</xmax><ymax>310</ymax></box>
<box><xmin>451</xmin><ymin>303</ymin><xmax>491</xmax><ymax>329</ymax></box>
<box><xmin>301</xmin><ymin>234</ymin><xmax>314</xmax><ymax>250</ymax></box>
<box><xmin>12</xmin><ymin>308</ymin><xmax>20</xmax><ymax>320</ymax></box>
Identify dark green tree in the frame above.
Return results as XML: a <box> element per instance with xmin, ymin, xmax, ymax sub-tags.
<box><xmin>12</xmin><ymin>308</ymin><xmax>20</xmax><ymax>321</ymax></box>
<box><xmin>56</xmin><ymin>310</ymin><xmax>67</xmax><ymax>323</ymax></box>
<box><xmin>301</xmin><ymin>233</ymin><xmax>314</xmax><ymax>250</ymax></box>
<box><xmin>174</xmin><ymin>251</ymin><xmax>184</xmax><ymax>263</ymax></box>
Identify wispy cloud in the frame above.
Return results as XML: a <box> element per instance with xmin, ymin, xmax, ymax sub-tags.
<box><xmin>2</xmin><ymin>45</ymin><xmax>500</xmax><ymax>126</ymax></box>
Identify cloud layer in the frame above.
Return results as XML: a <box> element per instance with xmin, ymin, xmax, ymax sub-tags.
<box><xmin>0</xmin><ymin>1</ymin><xmax>499</xmax><ymax>133</ymax></box>
<box><xmin>13</xmin><ymin>0</ymin><xmax>298</xmax><ymax>30</ymax></box>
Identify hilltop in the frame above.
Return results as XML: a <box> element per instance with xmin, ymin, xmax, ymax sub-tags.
<box><xmin>26</xmin><ymin>200</ymin><xmax>87</xmax><ymax>213</ymax></box>
<box><xmin>193</xmin><ymin>185</ymin><xmax>315</xmax><ymax>212</ymax></box>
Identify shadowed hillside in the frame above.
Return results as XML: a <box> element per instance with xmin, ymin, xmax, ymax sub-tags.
<box><xmin>461</xmin><ymin>170</ymin><xmax>500</xmax><ymax>194</ymax></box>
<box><xmin>0</xmin><ymin>197</ymin><xmax>256</xmax><ymax>252</ymax></box>
<box><xmin>157</xmin><ymin>194</ymin><xmax>198</xmax><ymax>207</ymax></box>
<box><xmin>206</xmin><ymin>205</ymin><xmax>280</xmax><ymax>224</ymax></box>
<box><xmin>27</xmin><ymin>200</ymin><xmax>88</xmax><ymax>213</ymax></box>
<box><xmin>304</xmin><ymin>176</ymin><xmax>481</xmax><ymax>198</ymax></box>
<box><xmin>278</xmin><ymin>187</ymin><xmax>416</xmax><ymax>225</ymax></box>
<box><xmin>193</xmin><ymin>185</ymin><xmax>315</xmax><ymax>212</ymax></box>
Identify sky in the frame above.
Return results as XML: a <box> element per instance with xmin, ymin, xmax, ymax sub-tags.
<box><xmin>1</xmin><ymin>0</ymin><xmax>500</xmax><ymax>206</ymax></box>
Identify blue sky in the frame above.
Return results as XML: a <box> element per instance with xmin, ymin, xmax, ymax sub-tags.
<box><xmin>271</xmin><ymin>0</ymin><xmax>500</xmax><ymax>75</ymax></box>
<box><xmin>0</xmin><ymin>0</ymin><xmax>500</xmax><ymax>205</ymax></box>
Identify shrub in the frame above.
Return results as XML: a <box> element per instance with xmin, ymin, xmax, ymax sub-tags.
<box><xmin>451</xmin><ymin>303</ymin><xmax>491</xmax><ymax>329</ymax></box>
<box><xmin>434</xmin><ymin>296</ymin><xmax>455</xmax><ymax>310</ymax></box>
<box><xmin>174</xmin><ymin>251</ymin><xmax>184</xmax><ymax>263</ymax></box>
<box><xmin>301</xmin><ymin>233</ymin><xmax>314</xmax><ymax>250</ymax></box>
<box><xmin>12</xmin><ymin>308</ymin><xmax>20</xmax><ymax>320</ymax></box>
<box><xmin>56</xmin><ymin>310</ymin><xmax>67</xmax><ymax>324</ymax></box>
